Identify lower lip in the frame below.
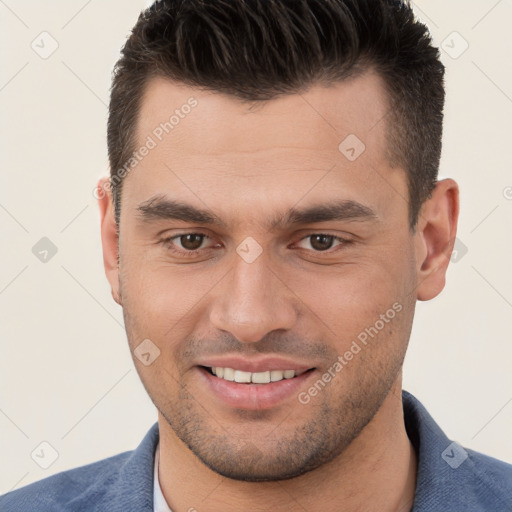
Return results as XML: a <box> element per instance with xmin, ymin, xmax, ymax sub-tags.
<box><xmin>197</xmin><ymin>367</ymin><xmax>315</xmax><ymax>410</ymax></box>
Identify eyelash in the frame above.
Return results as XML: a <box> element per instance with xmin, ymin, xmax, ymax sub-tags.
<box><xmin>160</xmin><ymin>232</ymin><xmax>216</xmax><ymax>258</ymax></box>
<box><xmin>159</xmin><ymin>232</ymin><xmax>350</xmax><ymax>257</ymax></box>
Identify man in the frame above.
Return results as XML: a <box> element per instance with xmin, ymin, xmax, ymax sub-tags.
<box><xmin>1</xmin><ymin>0</ymin><xmax>511</xmax><ymax>510</ymax></box>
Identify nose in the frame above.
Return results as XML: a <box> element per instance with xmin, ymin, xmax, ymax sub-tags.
<box><xmin>209</xmin><ymin>253</ymin><xmax>298</xmax><ymax>343</ymax></box>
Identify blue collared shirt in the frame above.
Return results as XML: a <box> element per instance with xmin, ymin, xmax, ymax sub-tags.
<box><xmin>1</xmin><ymin>391</ymin><xmax>511</xmax><ymax>511</ymax></box>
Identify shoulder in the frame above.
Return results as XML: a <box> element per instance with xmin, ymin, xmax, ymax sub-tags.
<box><xmin>402</xmin><ymin>391</ymin><xmax>512</xmax><ymax>511</ymax></box>
<box><xmin>0</xmin><ymin>452</ymin><xmax>131</xmax><ymax>511</ymax></box>
<box><xmin>420</xmin><ymin>447</ymin><xmax>512</xmax><ymax>511</ymax></box>
<box><xmin>463</xmin><ymin>447</ymin><xmax>512</xmax><ymax>506</ymax></box>
<box><xmin>0</xmin><ymin>423</ymin><xmax>159</xmax><ymax>512</ymax></box>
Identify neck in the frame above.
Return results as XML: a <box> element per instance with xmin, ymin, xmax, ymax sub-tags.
<box><xmin>157</xmin><ymin>379</ymin><xmax>417</xmax><ymax>512</ymax></box>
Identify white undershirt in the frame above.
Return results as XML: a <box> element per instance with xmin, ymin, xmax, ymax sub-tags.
<box><xmin>153</xmin><ymin>443</ymin><xmax>173</xmax><ymax>512</ymax></box>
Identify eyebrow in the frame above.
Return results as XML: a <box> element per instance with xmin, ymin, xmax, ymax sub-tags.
<box><xmin>136</xmin><ymin>195</ymin><xmax>378</xmax><ymax>229</ymax></box>
<box><xmin>273</xmin><ymin>201</ymin><xmax>378</xmax><ymax>228</ymax></box>
<box><xmin>136</xmin><ymin>195</ymin><xmax>226</xmax><ymax>226</ymax></box>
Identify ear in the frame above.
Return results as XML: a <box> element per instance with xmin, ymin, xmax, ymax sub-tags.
<box><xmin>414</xmin><ymin>178</ymin><xmax>460</xmax><ymax>301</ymax></box>
<box><xmin>97</xmin><ymin>177</ymin><xmax>121</xmax><ymax>305</ymax></box>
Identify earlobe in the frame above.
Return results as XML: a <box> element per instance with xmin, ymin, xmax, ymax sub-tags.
<box><xmin>97</xmin><ymin>178</ymin><xmax>122</xmax><ymax>305</ymax></box>
<box><xmin>415</xmin><ymin>179</ymin><xmax>459</xmax><ymax>301</ymax></box>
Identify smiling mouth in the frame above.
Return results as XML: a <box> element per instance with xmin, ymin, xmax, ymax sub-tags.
<box><xmin>202</xmin><ymin>366</ymin><xmax>315</xmax><ymax>384</ymax></box>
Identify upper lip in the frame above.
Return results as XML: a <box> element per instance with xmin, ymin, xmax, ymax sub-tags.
<box><xmin>197</xmin><ymin>356</ymin><xmax>315</xmax><ymax>374</ymax></box>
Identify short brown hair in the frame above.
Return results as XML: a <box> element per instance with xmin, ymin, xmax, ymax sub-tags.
<box><xmin>107</xmin><ymin>0</ymin><xmax>445</xmax><ymax>228</ymax></box>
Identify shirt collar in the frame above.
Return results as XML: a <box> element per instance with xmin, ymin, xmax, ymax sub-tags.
<box><xmin>153</xmin><ymin>443</ymin><xmax>173</xmax><ymax>512</ymax></box>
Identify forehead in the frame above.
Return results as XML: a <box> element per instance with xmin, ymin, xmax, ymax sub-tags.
<box><xmin>122</xmin><ymin>72</ymin><xmax>406</xmax><ymax>226</ymax></box>
<box><xmin>136</xmin><ymin>71</ymin><xmax>390</xmax><ymax>156</ymax></box>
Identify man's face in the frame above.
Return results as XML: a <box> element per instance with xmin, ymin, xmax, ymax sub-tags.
<box><xmin>108</xmin><ymin>72</ymin><xmax>422</xmax><ymax>480</ymax></box>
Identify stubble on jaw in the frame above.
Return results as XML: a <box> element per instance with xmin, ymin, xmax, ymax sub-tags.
<box><xmin>120</xmin><ymin>284</ymin><xmax>411</xmax><ymax>482</ymax></box>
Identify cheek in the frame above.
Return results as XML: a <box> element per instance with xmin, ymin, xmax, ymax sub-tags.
<box><xmin>119</xmin><ymin>255</ymin><xmax>226</xmax><ymax>342</ymax></box>
<box><xmin>280</xmin><ymin>258</ymin><xmax>410</xmax><ymax>331</ymax></box>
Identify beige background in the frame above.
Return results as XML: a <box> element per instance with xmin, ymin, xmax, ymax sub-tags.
<box><xmin>1</xmin><ymin>0</ymin><xmax>511</xmax><ymax>492</ymax></box>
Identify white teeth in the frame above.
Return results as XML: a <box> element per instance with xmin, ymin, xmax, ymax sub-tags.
<box><xmin>209</xmin><ymin>367</ymin><xmax>297</xmax><ymax>383</ymax></box>
<box><xmin>251</xmin><ymin>371</ymin><xmax>270</xmax><ymax>384</ymax></box>
<box><xmin>223</xmin><ymin>367</ymin><xmax>235</xmax><ymax>381</ymax></box>
<box><xmin>234</xmin><ymin>370</ymin><xmax>252</xmax><ymax>383</ymax></box>
<box><xmin>270</xmin><ymin>370</ymin><xmax>284</xmax><ymax>382</ymax></box>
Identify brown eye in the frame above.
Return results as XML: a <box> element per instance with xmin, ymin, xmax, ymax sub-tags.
<box><xmin>295</xmin><ymin>233</ymin><xmax>347</xmax><ymax>253</ymax></box>
<box><xmin>309</xmin><ymin>234</ymin><xmax>335</xmax><ymax>251</ymax></box>
<box><xmin>179</xmin><ymin>233</ymin><xmax>205</xmax><ymax>250</ymax></box>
